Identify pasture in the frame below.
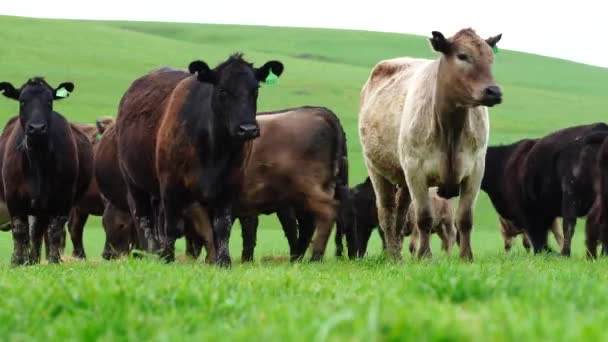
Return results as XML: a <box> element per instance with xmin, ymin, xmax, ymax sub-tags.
<box><xmin>1</xmin><ymin>14</ymin><xmax>608</xmax><ymax>341</ymax></box>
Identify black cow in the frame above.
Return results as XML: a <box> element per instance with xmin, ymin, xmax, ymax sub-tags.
<box><xmin>335</xmin><ymin>177</ymin><xmax>382</xmax><ymax>258</ymax></box>
<box><xmin>0</xmin><ymin>78</ymin><xmax>93</xmax><ymax>265</ymax></box>
<box><xmin>481</xmin><ymin>123</ymin><xmax>608</xmax><ymax>256</ymax></box>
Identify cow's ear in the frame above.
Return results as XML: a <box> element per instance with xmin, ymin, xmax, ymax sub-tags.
<box><xmin>54</xmin><ymin>82</ymin><xmax>74</xmax><ymax>100</ymax></box>
<box><xmin>486</xmin><ymin>33</ymin><xmax>502</xmax><ymax>48</ymax></box>
<box><xmin>430</xmin><ymin>31</ymin><xmax>451</xmax><ymax>54</ymax></box>
<box><xmin>0</xmin><ymin>82</ymin><xmax>20</xmax><ymax>100</ymax></box>
<box><xmin>189</xmin><ymin>60</ymin><xmax>218</xmax><ymax>85</ymax></box>
<box><xmin>255</xmin><ymin>61</ymin><xmax>284</xmax><ymax>83</ymax></box>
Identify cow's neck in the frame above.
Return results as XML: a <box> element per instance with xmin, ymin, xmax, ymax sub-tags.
<box><xmin>433</xmin><ymin>62</ymin><xmax>469</xmax><ymax>187</ymax></box>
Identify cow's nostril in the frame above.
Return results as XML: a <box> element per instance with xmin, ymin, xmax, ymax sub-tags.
<box><xmin>485</xmin><ymin>86</ymin><xmax>502</xmax><ymax>98</ymax></box>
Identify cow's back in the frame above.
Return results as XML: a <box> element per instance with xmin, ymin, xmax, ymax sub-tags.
<box><xmin>116</xmin><ymin>68</ymin><xmax>191</xmax><ymax>193</ymax></box>
<box><xmin>359</xmin><ymin>57</ymin><xmax>433</xmax><ymax>184</ymax></box>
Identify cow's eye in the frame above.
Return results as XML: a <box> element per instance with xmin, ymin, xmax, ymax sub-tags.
<box><xmin>457</xmin><ymin>53</ymin><xmax>469</xmax><ymax>62</ymax></box>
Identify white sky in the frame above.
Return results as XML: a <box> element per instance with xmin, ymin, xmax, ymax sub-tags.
<box><xmin>1</xmin><ymin>0</ymin><xmax>606</xmax><ymax>68</ymax></box>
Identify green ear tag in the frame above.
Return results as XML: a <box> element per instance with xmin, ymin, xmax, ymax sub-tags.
<box><xmin>264</xmin><ymin>70</ymin><xmax>278</xmax><ymax>85</ymax></box>
<box><xmin>96</xmin><ymin>133</ymin><xmax>103</xmax><ymax>141</ymax></box>
<box><xmin>56</xmin><ymin>87</ymin><xmax>69</xmax><ymax>98</ymax></box>
<box><xmin>493</xmin><ymin>45</ymin><xmax>499</xmax><ymax>54</ymax></box>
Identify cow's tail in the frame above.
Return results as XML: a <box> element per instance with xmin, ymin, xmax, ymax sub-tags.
<box><xmin>318</xmin><ymin>107</ymin><xmax>349</xmax><ymax>203</ymax></box>
<box><xmin>318</xmin><ymin>107</ymin><xmax>359</xmax><ymax>257</ymax></box>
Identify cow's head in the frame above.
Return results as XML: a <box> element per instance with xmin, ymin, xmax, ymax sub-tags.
<box><xmin>188</xmin><ymin>53</ymin><xmax>284</xmax><ymax>141</ymax></box>
<box><xmin>430</xmin><ymin>29</ymin><xmax>502</xmax><ymax>107</ymax></box>
<box><xmin>0</xmin><ymin>77</ymin><xmax>74</xmax><ymax>145</ymax></box>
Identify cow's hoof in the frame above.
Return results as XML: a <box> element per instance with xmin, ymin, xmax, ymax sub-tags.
<box><xmin>11</xmin><ymin>253</ymin><xmax>29</xmax><ymax>267</ymax></box>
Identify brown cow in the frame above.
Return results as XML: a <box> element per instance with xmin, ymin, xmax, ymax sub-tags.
<box><xmin>233</xmin><ymin>106</ymin><xmax>348</xmax><ymax>261</ymax></box>
<box><xmin>0</xmin><ymin>78</ymin><xmax>93</xmax><ymax>265</ymax></box>
<box><xmin>359</xmin><ymin>29</ymin><xmax>502</xmax><ymax>261</ymax></box>
<box><xmin>62</xmin><ymin>116</ymin><xmax>115</xmax><ymax>258</ymax></box>
<box><xmin>498</xmin><ymin>216</ymin><xmax>563</xmax><ymax>252</ymax></box>
<box><xmin>117</xmin><ymin>54</ymin><xmax>284</xmax><ymax>265</ymax></box>
<box><xmin>94</xmin><ymin>123</ymin><xmax>139</xmax><ymax>259</ymax></box>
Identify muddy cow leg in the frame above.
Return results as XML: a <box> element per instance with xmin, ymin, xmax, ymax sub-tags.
<box><xmin>30</xmin><ymin>216</ymin><xmax>49</xmax><ymax>264</ymax></box>
<box><xmin>277</xmin><ymin>207</ymin><xmax>300</xmax><ymax>261</ymax></box>
<box><xmin>368</xmin><ymin>170</ymin><xmax>400</xmax><ymax>260</ymax></box>
<box><xmin>240</xmin><ymin>215</ymin><xmax>258</xmax><ymax>262</ymax></box>
<box><xmin>499</xmin><ymin>217</ymin><xmax>514</xmax><ymax>252</ymax></box>
<box><xmin>47</xmin><ymin>216</ymin><xmax>68</xmax><ymax>264</ymax></box>
<box><xmin>550</xmin><ymin>219</ymin><xmax>564</xmax><ymax>250</ymax></box>
<box><xmin>212</xmin><ymin>205</ymin><xmax>233</xmax><ymax>267</ymax></box>
<box><xmin>67</xmin><ymin>207</ymin><xmax>88</xmax><ymax>259</ymax></box>
<box><xmin>125</xmin><ymin>182</ymin><xmax>158</xmax><ymax>255</ymax></box>
<box><xmin>11</xmin><ymin>216</ymin><xmax>30</xmax><ymax>266</ymax></box>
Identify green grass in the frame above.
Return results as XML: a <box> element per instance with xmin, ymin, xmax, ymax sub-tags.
<box><xmin>0</xmin><ymin>15</ymin><xmax>607</xmax><ymax>341</ymax></box>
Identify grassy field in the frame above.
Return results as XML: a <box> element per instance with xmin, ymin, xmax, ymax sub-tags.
<box><xmin>0</xmin><ymin>14</ymin><xmax>608</xmax><ymax>341</ymax></box>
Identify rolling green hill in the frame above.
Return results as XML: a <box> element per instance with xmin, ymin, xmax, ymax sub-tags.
<box><xmin>0</xmin><ymin>15</ymin><xmax>607</xmax><ymax>341</ymax></box>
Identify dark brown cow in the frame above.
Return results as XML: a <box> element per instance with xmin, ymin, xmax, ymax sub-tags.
<box><xmin>117</xmin><ymin>54</ymin><xmax>284</xmax><ymax>265</ymax></box>
<box><xmin>63</xmin><ymin>116</ymin><xmax>115</xmax><ymax>258</ymax></box>
<box><xmin>185</xmin><ymin>107</ymin><xmax>348</xmax><ymax>262</ymax></box>
<box><xmin>0</xmin><ymin>77</ymin><xmax>93</xmax><ymax>265</ymax></box>
<box><xmin>481</xmin><ymin>123</ymin><xmax>608</xmax><ymax>255</ymax></box>
<box><xmin>584</xmin><ymin>135</ymin><xmax>608</xmax><ymax>258</ymax></box>
<box><xmin>94</xmin><ymin>123</ymin><xmax>139</xmax><ymax>259</ymax></box>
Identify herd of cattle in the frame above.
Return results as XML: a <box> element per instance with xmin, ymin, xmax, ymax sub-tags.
<box><xmin>1</xmin><ymin>28</ymin><xmax>607</xmax><ymax>267</ymax></box>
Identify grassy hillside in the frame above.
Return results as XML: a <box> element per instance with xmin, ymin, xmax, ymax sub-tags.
<box><xmin>0</xmin><ymin>15</ymin><xmax>607</xmax><ymax>341</ymax></box>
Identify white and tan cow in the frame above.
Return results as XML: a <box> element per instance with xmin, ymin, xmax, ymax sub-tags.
<box><xmin>359</xmin><ymin>28</ymin><xmax>502</xmax><ymax>261</ymax></box>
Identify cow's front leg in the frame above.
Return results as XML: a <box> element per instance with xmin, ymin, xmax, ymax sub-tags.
<box><xmin>456</xmin><ymin>171</ymin><xmax>482</xmax><ymax>262</ymax></box>
<box><xmin>212</xmin><ymin>205</ymin><xmax>233</xmax><ymax>267</ymax></box>
<box><xmin>368</xmin><ymin>170</ymin><xmax>400</xmax><ymax>261</ymax></box>
<box><xmin>48</xmin><ymin>216</ymin><xmax>68</xmax><ymax>264</ymax></box>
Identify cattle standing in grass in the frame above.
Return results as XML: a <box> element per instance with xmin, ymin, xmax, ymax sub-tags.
<box><xmin>64</xmin><ymin>116</ymin><xmax>115</xmax><ymax>259</ymax></box>
<box><xmin>359</xmin><ymin>28</ymin><xmax>503</xmax><ymax>261</ymax></box>
<box><xmin>481</xmin><ymin>123</ymin><xmax>608</xmax><ymax>255</ymax></box>
<box><xmin>234</xmin><ymin>106</ymin><xmax>348</xmax><ymax>261</ymax></box>
<box><xmin>584</xmin><ymin>135</ymin><xmax>608</xmax><ymax>258</ymax></box>
<box><xmin>0</xmin><ymin>78</ymin><xmax>93</xmax><ymax>265</ymax></box>
<box><xmin>335</xmin><ymin>177</ymin><xmax>382</xmax><ymax>258</ymax></box>
<box><xmin>117</xmin><ymin>54</ymin><xmax>284</xmax><ymax>265</ymax></box>
<box><xmin>498</xmin><ymin>216</ymin><xmax>563</xmax><ymax>252</ymax></box>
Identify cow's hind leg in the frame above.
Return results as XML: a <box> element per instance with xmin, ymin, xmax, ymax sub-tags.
<box><xmin>67</xmin><ymin>207</ymin><xmax>88</xmax><ymax>259</ymax></box>
<box><xmin>126</xmin><ymin>183</ymin><xmax>158</xmax><ymax>254</ymax></box>
<box><xmin>550</xmin><ymin>219</ymin><xmax>564</xmax><ymax>250</ymax></box>
<box><xmin>276</xmin><ymin>208</ymin><xmax>301</xmax><ymax>261</ymax></box>
<box><xmin>368</xmin><ymin>171</ymin><xmax>400</xmax><ymax>260</ymax></box>
<box><xmin>240</xmin><ymin>216</ymin><xmax>258</xmax><ymax>262</ymax></box>
<box><xmin>585</xmin><ymin>215</ymin><xmax>599</xmax><ymax>259</ymax></box>
<box><xmin>308</xmin><ymin>189</ymin><xmax>337</xmax><ymax>262</ymax></box>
